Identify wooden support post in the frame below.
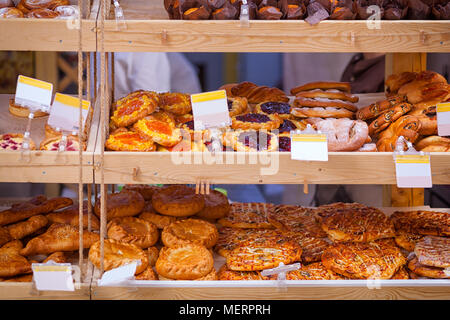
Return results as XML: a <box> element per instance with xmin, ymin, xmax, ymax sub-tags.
<box><xmin>384</xmin><ymin>52</ymin><xmax>427</xmax><ymax>207</ymax></box>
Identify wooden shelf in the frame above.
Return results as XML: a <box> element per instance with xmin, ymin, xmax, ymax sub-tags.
<box><xmin>0</xmin><ymin>94</ymin><xmax>98</xmax><ymax>183</ymax></box>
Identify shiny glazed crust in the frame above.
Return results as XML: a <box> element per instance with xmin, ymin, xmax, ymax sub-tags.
<box><xmin>159</xmin><ymin>92</ymin><xmax>192</xmax><ymax>115</ymax></box>
<box><xmin>395</xmin><ymin>230</ymin><xmax>423</xmax><ymax>252</ymax></box>
<box><xmin>26</xmin><ymin>8</ymin><xmax>59</xmax><ymax>18</ymax></box>
<box><xmin>415</xmin><ymin>136</ymin><xmax>450</xmax><ymax>152</ymax></box>
<box><xmin>291</xmin><ymin>106</ymin><xmax>354</xmax><ymax>118</ymax></box>
<box><xmin>39</xmin><ymin>136</ymin><xmax>85</xmax><ymax>151</ymax></box>
<box><xmin>218</xmin><ymin>202</ymin><xmax>274</xmax><ymax>229</ymax></box>
<box><xmin>0</xmin><ymin>241</ymin><xmax>31</xmax><ymax>278</ymax></box>
<box><xmin>152</xmin><ymin>185</ymin><xmax>205</xmax><ymax>217</ymax></box>
<box><xmin>6</xmin><ymin>215</ymin><xmax>48</xmax><ymax>240</ymax></box>
<box><xmin>9</xmin><ymin>99</ymin><xmax>48</xmax><ymax>117</ymax></box>
<box><xmin>222</xmin><ymin>130</ymin><xmax>279</xmax><ymax>152</ymax></box>
<box><xmin>0</xmin><ymin>228</ymin><xmax>11</xmax><ymax>247</ymax></box>
<box><xmin>107</xmin><ymin>217</ymin><xmax>159</xmax><ymax>248</ymax></box>
<box><xmin>123</xmin><ymin>185</ymin><xmax>161</xmax><ymax>201</ymax></box>
<box><xmin>43</xmin><ymin>251</ymin><xmax>67</xmax><ymax>263</ymax></box>
<box><xmin>230</xmin><ymin>81</ymin><xmax>289</xmax><ymax>104</ymax></box>
<box><xmin>111</xmin><ymin>90</ymin><xmax>159</xmax><ymax>128</ymax></box>
<box><xmin>195</xmin><ymin>190</ymin><xmax>230</xmax><ymax>220</ymax></box>
<box><xmin>286</xmin><ymin>262</ymin><xmax>344</xmax><ymax>280</ymax></box>
<box><xmin>285</xmin><ymin>233</ymin><xmax>330</xmax><ymax>263</ymax></box>
<box><xmin>0</xmin><ymin>133</ymin><xmax>36</xmax><ymax>151</ymax></box>
<box><xmin>139</xmin><ymin>211</ymin><xmax>179</xmax><ymax>229</ymax></box>
<box><xmin>105</xmin><ymin>130</ymin><xmax>156</xmax><ymax>152</ymax></box>
<box><xmin>231</xmin><ymin>113</ymin><xmax>282</xmax><ymax>130</ymax></box>
<box><xmin>133</xmin><ymin>114</ymin><xmax>182</xmax><ymax>147</ymax></box>
<box><xmin>228</xmin><ymin>97</ymin><xmax>249</xmax><ymax>117</ymax></box>
<box><xmin>18</xmin><ymin>0</ymin><xmax>69</xmax><ymax>11</ymax></box>
<box><xmin>254</xmin><ymin>101</ymin><xmax>293</xmax><ymax>119</ymax></box>
<box><xmin>368</xmin><ymin>102</ymin><xmax>412</xmax><ymax>136</ymax></box>
<box><xmin>295</xmin><ymin>89</ymin><xmax>359</xmax><ymax>103</ymax></box>
<box><xmin>94</xmin><ymin>190</ymin><xmax>145</xmax><ymax>221</ymax></box>
<box><xmin>161</xmin><ymin>218</ymin><xmax>218</xmax><ymax>248</ymax></box>
<box><xmin>46</xmin><ymin>201</ymin><xmax>100</xmax><ymax>231</ymax></box>
<box><xmin>290</xmin><ymin>81</ymin><xmax>351</xmax><ymax>95</ymax></box>
<box><xmin>88</xmin><ymin>239</ymin><xmax>148</xmax><ymax>274</ymax></box>
<box><xmin>376</xmin><ymin>115</ymin><xmax>422</xmax><ymax>152</ymax></box>
<box><xmin>217</xmin><ymin>264</ymin><xmax>276</xmax><ymax>280</ymax></box>
<box><xmin>390</xmin><ymin>210</ymin><xmax>450</xmax><ymax>237</ymax></box>
<box><xmin>293</xmin><ymin>97</ymin><xmax>357</xmax><ymax>112</ymax></box>
<box><xmin>414</xmin><ymin>236</ymin><xmax>450</xmax><ymax>268</ymax></box>
<box><xmin>135</xmin><ymin>266</ymin><xmax>158</xmax><ymax>280</ymax></box>
<box><xmin>408</xmin><ymin>256</ymin><xmax>449</xmax><ymax>279</ymax></box>
<box><xmin>391</xmin><ymin>266</ymin><xmax>410</xmax><ymax>279</ymax></box>
<box><xmin>155</xmin><ymin>244</ymin><xmax>214</xmax><ymax>280</ymax></box>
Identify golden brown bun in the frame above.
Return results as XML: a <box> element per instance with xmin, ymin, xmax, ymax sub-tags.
<box><xmin>0</xmin><ymin>241</ymin><xmax>31</xmax><ymax>278</ymax></box>
<box><xmin>6</xmin><ymin>215</ymin><xmax>48</xmax><ymax>240</ymax></box>
<box><xmin>94</xmin><ymin>190</ymin><xmax>145</xmax><ymax>221</ymax></box>
<box><xmin>161</xmin><ymin>218</ymin><xmax>218</xmax><ymax>248</ymax></box>
<box><xmin>107</xmin><ymin>217</ymin><xmax>159</xmax><ymax>248</ymax></box>
<box><xmin>290</xmin><ymin>81</ymin><xmax>351</xmax><ymax>95</ymax></box>
<box><xmin>152</xmin><ymin>185</ymin><xmax>205</xmax><ymax>217</ymax></box>
<box><xmin>415</xmin><ymin>136</ymin><xmax>450</xmax><ymax>152</ymax></box>
<box><xmin>0</xmin><ymin>7</ymin><xmax>25</xmax><ymax>18</ymax></box>
<box><xmin>196</xmin><ymin>190</ymin><xmax>230</xmax><ymax>220</ymax></box>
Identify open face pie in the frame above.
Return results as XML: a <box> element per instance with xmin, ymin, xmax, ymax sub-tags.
<box><xmin>133</xmin><ymin>112</ymin><xmax>182</xmax><ymax>147</ymax></box>
<box><xmin>161</xmin><ymin>218</ymin><xmax>218</xmax><ymax>248</ymax></box>
<box><xmin>111</xmin><ymin>90</ymin><xmax>159</xmax><ymax>128</ymax></box>
<box><xmin>0</xmin><ymin>133</ymin><xmax>36</xmax><ymax>151</ymax></box>
<box><xmin>159</xmin><ymin>92</ymin><xmax>192</xmax><ymax>115</ymax></box>
<box><xmin>222</xmin><ymin>130</ymin><xmax>279</xmax><ymax>152</ymax></box>
<box><xmin>196</xmin><ymin>190</ymin><xmax>230</xmax><ymax>220</ymax></box>
<box><xmin>285</xmin><ymin>233</ymin><xmax>330</xmax><ymax>264</ymax></box>
<box><xmin>286</xmin><ymin>262</ymin><xmax>345</xmax><ymax>280</ymax></box>
<box><xmin>105</xmin><ymin>129</ymin><xmax>156</xmax><ymax>152</ymax></box>
<box><xmin>39</xmin><ymin>136</ymin><xmax>85</xmax><ymax>151</ymax></box>
<box><xmin>395</xmin><ymin>230</ymin><xmax>423</xmax><ymax>252</ymax></box>
<box><xmin>152</xmin><ymin>185</ymin><xmax>205</xmax><ymax>217</ymax></box>
<box><xmin>0</xmin><ymin>240</ymin><xmax>31</xmax><ymax>278</ymax></box>
<box><xmin>6</xmin><ymin>215</ymin><xmax>48</xmax><ymax>240</ymax></box>
<box><xmin>231</xmin><ymin>113</ymin><xmax>282</xmax><ymax>130</ymax></box>
<box><xmin>254</xmin><ymin>101</ymin><xmax>292</xmax><ymax>119</ymax></box>
<box><xmin>88</xmin><ymin>239</ymin><xmax>148</xmax><ymax>275</ymax></box>
<box><xmin>107</xmin><ymin>217</ymin><xmax>159</xmax><ymax>249</ymax></box>
<box><xmin>155</xmin><ymin>244</ymin><xmax>214</xmax><ymax>280</ymax></box>
<box><xmin>414</xmin><ymin>236</ymin><xmax>450</xmax><ymax>268</ymax></box>
<box><xmin>218</xmin><ymin>202</ymin><xmax>274</xmax><ymax>229</ymax></box>
<box><xmin>94</xmin><ymin>190</ymin><xmax>145</xmax><ymax>221</ymax></box>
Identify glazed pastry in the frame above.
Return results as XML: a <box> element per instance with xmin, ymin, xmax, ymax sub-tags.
<box><xmin>139</xmin><ymin>204</ymin><xmax>179</xmax><ymax>229</ymax></box>
<box><xmin>152</xmin><ymin>185</ymin><xmax>205</xmax><ymax>217</ymax></box>
<box><xmin>26</xmin><ymin>8</ymin><xmax>60</xmax><ymax>18</ymax></box>
<box><xmin>385</xmin><ymin>72</ymin><xmax>417</xmax><ymax>95</ymax></box>
<box><xmin>107</xmin><ymin>217</ymin><xmax>159</xmax><ymax>248</ymax></box>
<box><xmin>9</xmin><ymin>99</ymin><xmax>48</xmax><ymax>117</ymax></box>
<box><xmin>230</xmin><ymin>81</ymin><xmax>289</xmax><ymax>104</ymax></box>
<box><xmin>46</xmin><ymin>201</ymin><xmax>100</xmax><ymax>231</ymax></box>
<box><xmin>416</xmin><ymin>114</ymin><xmax>437</xmax><ymax>136</ymax></box>
<box><xmin>368</xmin><ymin>102</ymin><xmax>412</xmax><ymax>136</ymax></box>
<box><xmin>218</xmin><ymin>202</ymin><xmax>274</xmax><ymax>229</ymax></box>
<box><xmin>222</xmin><ymin>130</ymin><xmax>279</xmax><ymax>152</ymax></box>
<box><xmin>17</xmin><ymin>0</ymin><xmax>69</xmax><ymax>12</ymax></box>
<box><xmin>161</xmin><ymin>218</ymin><xmax>219</xmax><ymax>248</ymax></box>
<box><xmin>105</xmin><ymin>129</ymin><xmax>156</xmax><ymax>152</ymax></box>
<box><xmin>159</xmin><ymin>92</ymin><xmax>192</xmax><ymax>115</ymax></box>
<box><xmin>94</xmin><ymin>190</ymin><xmax>145</xmax><ymax>221</ymax></box>
<box><xmin>0</xmin><ymin>7</ymin><xmax>24</xmax><ymax>18</ymax></box>
<box><xmin>6</xmin><ymin>215</ymin><xmax>48</xmax><ymax>240</ymax></box>
<box><xmin>227</xmin><ymin>97</ymin><xmax>248</xmax><ymax>117</ymax></box>
<box><xmin>291</xmin><ymin>106</ymin><xmax>354</xmax><ymax>119</ymax></box>
<box><xmin>295</xmin><ymin>89</ymin><xmax>359</xmax><ymax>103</ymax></box>
<box><xmin>414</xmin><ymin>236</ymin><xmax>450</xmax><ymax>268</ymax></box>
<box><xmin>39</xmin><ymin>136</ymin><xmax>85</xmax><ymax>151</ymax></box>
<box><xmin>408</xmin><ymin>256</ymin><xmax>449</xmax><ymax>279</ymax></box>
<box><xmin>122</xmin><ymin>185</ymin><xmax>161</xmax><ymax>201</ymax></box>
<box><xmin>390</xmin><ymin>266</ymin><xmax>410</xmax><ymax>280</ymax></box>
<box><xmin>53</xmin><ymin>5</ymin><xmax>78</xmax><ymax>18</ymax></box>
<box><xmin>44</xmin><ymin>124</ymin><xmax>77</xmax><ymax>140</ymax></box>
<box><xmin>315</xmin><ymin>118</ymin><xmax>369</xmax><ymax>152</ymax></box>
<box><xmin>376</xmin><ymin>115</ymin><xmax>421</xmax><ymax>152</ymax></box>
<box><xmin>356</xmin><ymin>95</ymin><xmax>405</xmax><ymax>120</ymax></box>
<box><xmin>89</xmin><ymin>239</ymin><xmax>148</xmax><ymax>275</ymax></box>
<box><xmin>217</xmin><ymin>264</ymin><xmax>276</xmax><ymax>280</ymax></box>
<box><xmin>231</xmin><ymin>113</ymin><xmax>282</xmax><ymax>130</ymax></box>
<box><xmin>395</xmin><ymin>230</ymin><xmax>423</xmax><ymax>252</ymax></box>
<box><xmin>0</xmin><ymin>240</ymin><xmax>31</xmax><ymax>278</ymax></box>
<box><xmin>415</xmin><ymin>136</ymin><xmax>450</xmax><ymax>152</ymax></box>
<box><xmin>286</xmin><ymin>262</ymin><xmax>344</xmax><ymax>280</ymax></box>
<box><xmin>0</xmin><ymin>133</ymin><xmax>36</xmax><ymax>151</ymax></box>
<box><xmin>290</xmin><ymin>81</ymin><xmax>351</xmax><ymax>95</ymax></box>
<box><xmin>2</xmin><ymin>274</ymin><xmax>33</xmax><ymax>282</ymax></box>
<box><xmin>43</xmin><ymin>251</ymin><xmax>67</xmax><ymax>263</ymax></box>
<box><xmin>147</xmin><ymin>246</ymin><xmax>159</xmax><ymax>266</ymax></box>
<box><xmin>196</xmin><ymin>189</ymin><xmax>230</xmax><ymax>220</ymax></box>
<box><xmin>398</xmin><ymin>71</ymin><xmax>448</xmax><ymax>104</ymax></box>
<box><xmin>390</xmin><ymin>210</ymin><xmax>450</xmax><ymax>237</ymax></box>
<box><xmin>0</xmin><ymin>227</ymin><xmax>11</xmax><ymax>247</ymax></box>
<box><xmin>286</xmin><ymin>234</ymin><xmax>330</xmax><ymax>264</ymax></box>
<box><xmin>155</xmin><ymin>244</ymin><xmax>214</xmax><ymax>280</ymax></box>
<box><xmin>20</xmin><ymin>223</ymin><xmax>100</xmax><ymax>256</ymax></box>
<box><xmin>133</xmin><ymin>112</ymin><xmax>182</xmax><ymax>147</ymax></box>
<box><xmin>293</xmin><ymin>97</ymin><xmax>357</xmax><ymax>112</ymax></box>
<box><xmin>111</xmin><ymin>90</ymin><xmax>159</xmax><ymax>128</ymax></box>
<box><xmin>254</xmin><ymin>101</ymin><xmax>292</xmax><ymax>119</ymax></box>
<box><xmin>277</xmin><ymin>118</ymin><xmax>307</xmax><ymax>134</ymax></box>
<box><xmin>135</xmin><ymin>266</ymin><xmax>158</xmax><ymax>280</ymax></box>
<box><xmin>0</xmin><ymin>0</ymin><xmax>14</xmax><ymax>8</ymax></box>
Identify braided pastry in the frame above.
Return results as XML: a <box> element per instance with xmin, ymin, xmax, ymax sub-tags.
<box><xmin>230</xmin><ymin>81</ymin><xmax>289</xmax><ymax>104</ymax></box>
<box><xmin>416</xmin><ymin>114</ymin><xmax>437</xmax><ymax>136</ymax></box>
<box><xmin>376</xmin><ymin>115</ymin><xmax>422</xmax><ymax>152</ymax></box>
<box><xmin>356</xmin><ymin>95</ymin><xmax>405</xmax><ymax>120</ymax></box>
<box><xmin>368</xmin><ymin>102</ymin><xmax>412</xmax><ymax>136</ymax></box>
<box><xmin>398</xmin><ymin>71</ymin><xmax>449</xmax><ymax>104</ymax></box>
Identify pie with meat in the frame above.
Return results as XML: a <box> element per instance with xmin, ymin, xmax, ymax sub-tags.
<box><xmin>161</xmin><ymin>218</ymin><xmax>218</xmax><ymax>248</ymax></box>
<box><xmin>390</xmin><ymin>210</ymin><xmax>450</xmax><ymax>237</ymax></box>
<box><xmin>196</xmin><ymin>190</ymin><xmax>230</xmax><ymax>220</ymax></box>
<box><xmin>217</xmin><ymin>264</ymin><xmax>276</xmax><ymax>280</ymax></box>
<box><xmin>94</xmin><ymin>190</ymin><xmax>145</xmax><ymax>221</ymax></box>
<box><xmin>107</xmin><ymin>217</ymin><xmax>159</xmax><ymax>248</ymax></box>
<box><xmin>152</xmin><ymin>185</ymin><xmax>205</xmax><ymax>217</ymax></box>
<box><xmin>0</xmin><ymin>240</ymin><xmax>31</xmax><ymax>278</ymax></box>
<box><xmin>110</xmin><ymin>90</ymin><xmax>159</xmax><ymax>128</ymax></box>
<box><xmin>394</xmin><ymin>230</ymin><xmax>423</xmax><ymax>252</ymax></box>
<box><xmin>218</xmin><ymin>202</ymin><xmax>275</xmax><ymax>229</ymax></box>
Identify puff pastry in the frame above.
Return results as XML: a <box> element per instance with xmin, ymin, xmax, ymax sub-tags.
<box><xmin>286</xmin><ymin>262</ymin><xmax>345</xmax><ymax>280</ymax></box>
<box><xmin>277</xmin><ymin>118</ymin><xmax>307</xmax><ymax>134</ymax></box>
<box><xmin>290</xmin><ymin>81</ymin><xmax>351</xmax><ymax>95</ymax></box>
<box><xmin>111</xmin><ymin>90</ymin><xmax>159</xmax><ymax>128</ymax></box>
<box><xmin>17</xmin><ymin>0</ymin><xmax>69</xmax><ymax>12</ymax></box>
<box><xmin>415</xmin><ymin>135</ymin><xmax>450</xmax><ymax>152</ymax></box>
<box><xmin>376</xmin><ymin>115</ymin><xmax>422</xmax><ymax>152</ymax></box>
<box><xmin>46</xmin><ymin>201</ymin><xmax>100</xmax><ymax>231</ymax></box>
<box><xmin>152</xmin><ymin>185</ymin><xmax>205</xmax><ymax>217</ymax></box>
<box><xmin>8</xmin><ymin>99</ymin><xmax>47</xmax><ymax>117</ymax></box>
<box><xmin>196</xmin><ymin>190</ymin><xmax>230</xmax><ymax>220</ymax></box>
<box><xmin>159</xmin><ymin>92</ymin><xmax>192</xmax><ymax>115</ymax></box>
<box><xmin>107</xmin><ymin>217</ymin><xmax>159</xmax><ymax>248</ymax></box>
<box><xmin>161</xmin><ymin>218</ymin><xmax>218</xmax><ymax>248</ymax></box>
<box><xmin>254</xmin><ymin>101</ymin><xmax>292</xmax><ymax>119</ymax></box>
<box><xmin>293</xmin><ymin>97</ymin><xmax>357</xmax><ymax>112</ymax></box>
<box><xmin>0</xmin><ymin>133</ymin><xmax>36</xmax><ymax>151</ymax></box>
<box><xmin>89</xmin><ymin>239</ymin><xmax>148</xmax><ymax>274</ymax></box>
<box><xmin>408</xmin><ymin>256</ymin><xmax>449</xmax><ymax>279</ymax></box>
<box><xmin>395</xmin><ymin>230</ymin><xmax>423</xmax><ymax>252</ymax></box>
<box><xmin>94</xmin><ymin>190</ymin><xmax>145</xmax><ymax>221</ymax></box>
<box><xmin>105</xmin><ymin>130</ymin><xmax>156</xmax><ymax>152</ymax></box>
<box><xmin>391</xmin><ymin>266</ymin><xmax>410</xmax><ymax>280</ymax></box>
<box><xmin>356</xmin><ymin>95</ymin><xmax>405</xmax><ymax>120</ymax></box>
<box><xmin>231</xmin><ymin>113</ymin><xmax>281</xmax><ymax>130</ymax></box>
<box><xmin>155</xmin><ymin>244</ymin><xmax>213</xmax><ymax>280</ymax></box>
<box><xmin>0</xmin><ymin>240</ymin><xmax>31</xmax><ymax>277</ymax></box>
<box><xmin>139</xmin><ymin>210</ymin><xmax>179</xmax><ymax>229</ymax></box>
<box><xmin>228</xmin><ymin>97</ymin><xmax>248</xmax><ymax>117</ymax></box>
<box><xmin>133</xmin><ymin>113</ymin><xmax>182</xmax><ymax>147</ymax></box>
<box><xmin>20</xmin><ymin>223</ymin><xmax>100</xmax><ymax>256</ymax></box>
<box><xmin>368</xmin><ymin>102</ymin><xmax>412</xmax><ymax>136</ymax></box>
<box><xmin>218</xmin><ymin>202</ymin><xmax>274</xmax><ymax>229</ymax></box>
<box><xmin>222</xmin><ymin>130</ymin><xmax>278</xmax><ymax>152</ymax></box>
<box><xmin>6</xmin><ymin>215</ymin><xmax>48</xmax><ymax>240</ymax></box>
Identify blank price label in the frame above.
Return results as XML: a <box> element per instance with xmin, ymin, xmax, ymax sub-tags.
<box><xmin>48</xmin><ymin>93</ymin><xmax>90</xmax><ymax>133</ymax></box>
<box><xmin>32</xmin><ymin>264</ymin><xmax>75</xmax><ymax>291</ymax></box>
<box><xmin>15</xmin><ymin>75</ymin><xmax>53</xmax><ymax>112</ymax></box>
<box><xmin>395</xmin><ymin>154</ymin><xmax>432</xmax><ymax>188</ymax></box>
<box><xmin>437</xmin><ymin>102</ymin><xmax>450</xmax><ymax>136</ymax></box>
<box><xmin>291</xmin><ymin>134</ymin><xmax>328</xmax><ymax>161</ymax></box>
<box><xmin>98</xmin><ymin>262</ymin><xmax>137</xmax><ymax>286</ymax></box>
<box><xmin>191</xmin><ymin>90</ymin><xmax>230</xmax><ymax>130</ymax></box>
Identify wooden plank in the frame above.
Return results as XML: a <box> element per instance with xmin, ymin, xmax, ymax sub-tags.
<box><xmin>35</xmin><ymin>52</ymin><xmax>58</xmax><ymax>85</ymax></box>
<box><xmin>100</xmin><ymin>20</ymin><xmax>450</xmax><ymax>52</ymax></box>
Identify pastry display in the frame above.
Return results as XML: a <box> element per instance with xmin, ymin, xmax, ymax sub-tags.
<box><xmin>89</xmin><ymin>239</ymin><xmax>149</xmax><ymax>275</ymax></box>
<box><xmin>6</xmin><ymin>215</ymin><xmax>48</xmax><ymax>240</ymax></box>
<box><xmin>161</xmin><ymin>218</ymin><xmax>218</xmax><ymax>248</ymax></box>
<box><xmin>195</xmin><ymin>189</ymin><xmax>230</xmax><ymax>220</ymax></box>
<box><xmin>218</xmin><ymin>202</ymin><xmax>274</xmax><ymax>229</ymax></box>
<box><xmin>94</xmin><ymin>190</ymin><xmax>145</xmax><ymax>221</ymax></box>
<box><xmin>151</xmin><ymin>185</ymin><xmax>205</xmax><ymax>217</ymax></box>
<box><xmin>0</xmin><ymin>133</ymin><xmax>36</xmax><ymax>151</ymax></box>
<box><xmin>46</xmin><ymin>201</ymin><xmax>100</xmax><ymax>231</ymax></box>
<box><xmin>107</xmin><ymin>217</ymin><xmax>159</xmax><ymax>248</ymax></box>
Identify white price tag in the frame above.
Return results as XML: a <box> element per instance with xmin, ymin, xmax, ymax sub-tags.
<box><xmin>98</xmin><ymin>262</ymin><xmax>137</xmax><ymax>286</ymax></box>
<box><xmin>32</xmin><ymin>263</ymin><xmax>75</xmax><ymax>291</ymax></box>
<box><xmin>395</xmin><ymin>154</ymin><xmax>432</xmax><ymax>188</ymax></box>
<box><xmin>48</xmin><ymin>93</ymin><xmax>90</xmax><ymax>134</ymax></box>
<box><xmin>291</xmin><ymin>133</ymin><xmax>328</xmax><ymax>161</ymax></box>
<box><xmin>15</xmin><ymin>75</ymin><xmax>53</xmax><ymax>113</ymax></box>
<box><xmin>436</xmin><ymin>102</ymin><xmax>450</xmax><ymax>136</ymax></box>
<box><xmin>191</xmin><ymin>90</ymin><xmax>231</xmax><ymax>130</ymax></box>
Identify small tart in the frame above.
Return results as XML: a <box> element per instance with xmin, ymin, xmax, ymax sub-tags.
<box><xmin>88</xmin><ymin>239</ymin><xmax>149</xmax><ymax>274</ymax></box>
<box><xmin>111</xmin><ymin>90</ymin><xmax>159</xmax><ymax>128</ymax></box>
<box><xmin>94</xmin><ymin>190</ymin><xmax>145</xmax><ymax>221</ymax></box>
<box><xmin>8</xmin><ymin>98</ymin><xmax>48</xmax><ymax>118</ymax></box>
<box><xmin>228</xmin><ymin>97</ymin><xmax>249</xmax><ymax>117</ymax></box>
<box><xmin>196</xmin><ymin>190</ymin><xmax>230</xmax><ymax>220</ymax></box>
<box><xmin>218</xmin><ymin>202</ymin><xmax>274</xmax><ymax>229</ymax></box>
<box><xmin>39</xmin><ymin>136</ymin><xmax>85</xmax><ymax>151</ymax></box>
<box><xmin>295</xmin><ymin>89</ymin><xmax>359</xmax><ymax>103</ymax></box>
<box><xmin>159</xmin><ymin>92</ymin><xmax>192</xmax><ymax>115</ymax></box>
<box><xmin>152</xmin><ymin>185</ymin><xmax>205</xmax><ymax>217</ymax></box>
<box><xmin>0</xmin><ymin>133</ymin><xmax>36</xmax><ymax>151</ymax></box>
<box><xmin>286</xmin><ymin>262</ymin><xmax>345</xmax><ymax>280</ymax></box>
<box><xmin>107</xmin><ymin>217</ymin><xmax>159</xmax><ymax>248</ymax></box>
<box><xmin>291</xmin><ymin>106</ymin><xmax>354</xmax><ymax>118</ymax></box>
<box><xmin>408</xmin><ymin>256</ymin><xmax>449</xmax><ymax>279</ymax></box>
<box><xmin>147</xmin><ymin>246</ymin><xmax>159</xmax><ymax>266</ymax></box>
<box><xmin>135</xmin><ymin>266</ymin><xmax>158</xmax><ymax>280</ymax></box>
<box><xmin>254</xmin><ymin>101</ymin><xmax>292</xmax><ymax>119</ymax></box>
<box><xmin>155</xmin><ymin>244</ymin><xmax>214</xmax><ymax>280</ymax></box>
<box><xmin>105</xmin><ymin>130</ymin><xmax>155</xmax><ymax>152</ymax></box>
<box><xmin>133</xmin><ymin>113</ymin><xmax>182</xmax><ymax>147</ymax></box>
<box><xmin>161</xmin><ymin>218</ymin><xmax>218</xmax><ymax>248</ymax></box>
<box><xmin>231</xmin><ymin>113</ymin><xmax>281</xmax><ymax>130</ymax></box>
<box><xmin>158</xmin><ymin>267</ymin><xmax>217</xmax><ymax>281</ymax></box>
<box><xmin>217</xmin><ymin>264</ymin><xmax>276</xmax><ymax>280</ymax></box>
<box><xmin>222</xmin><ymin>130</ymin><xmax>279</xmax><ymax>152</ymax></box>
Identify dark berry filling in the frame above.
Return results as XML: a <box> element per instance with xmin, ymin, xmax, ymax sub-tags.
<box><xmin>278</xmin><ymin>136</ymin><xmax>291</xmax><ymax>152</ymax></box>
<box><xmin>185</xmin><ymin>120</ymin><xmax>194</xmax><ymax>130</ymax></box>
<box><xmin>238</xmin><ymin>131</ymin><xmax>272</xmax><ymax>150</ymax></box>
<box><xmin>261</xmin><ymin>102</ymin><xmax>290</xmax><ymax>114</ymax></box>
<box><xmin>278</xmin><ymin>119</ymin><xmax>297</xmax><ymax>133</ymax></box>
<box><xmin>236</xmin><ymin>113</ymin><xmax>270</xmax><ymax>123</ymax></box>
<box><xmin>227</xmin><ymin>99</ymin><xmax>233</xmax><ymax>111</ymax></box>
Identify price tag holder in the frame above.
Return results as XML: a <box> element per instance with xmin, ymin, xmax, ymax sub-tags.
<box><xmin>32</xmin><ymin>262</ymin><xmax>75</xmax><ymax>291</ymax></box>
<box><xmin>436</xmin><ymin>102</ymin><xmax>450</xmax><ymax>136</ymax></box>
<box><xmin>291</xmin><ymin>132</ymin><xmax>328</xmax><ymax>161</ymax></box>
<box><xmin>15</xmin><ymin>75</ymin><xmax>53</xmax><ymax>113</ymax></box>
<box><xmin>395</xmin><ymin>154</ymin><xmax>432</xmax><ymax>188</ymax></box>
<box><xmin>191</xmin><ymin>90</ymin><xmax>231</xmax><ymax>131</ymax></box>
<box><xmin>48</xmin><ymin>93</ymin><xmax>90</xmax><ymax>134</ymax></box>
<box><xmin>98</xmin><ymin>262</ymin><xmax>137</xmax><ymax>286</ymax></box>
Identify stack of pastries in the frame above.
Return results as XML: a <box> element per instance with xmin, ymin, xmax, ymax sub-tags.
<box><xmin>0</xmin><ymin>0</ymin><xmax>78</xmax><ymax>19</ymax></box>
<box><xmin>0</xmin><ymin>196</ymin><xmax>100</xmax><ymax>282</ymax></box>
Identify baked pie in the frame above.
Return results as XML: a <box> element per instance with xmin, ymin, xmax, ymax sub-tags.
<box><xmin>107</xmin><ymin>217</ymin><xmax>159</xmax><ymax>249</ymax></box>
<box><xmin>0</xmin><ymin>227</ymin><xmax>11</xmax><ymax>247</ymax></box>
<box><xmin>407</xmin><ymin>255</ymin><xmax>449</xmax><ymax>279</ymax></box>
<box><xmin>228</xmin><ymin>97</ymin><xmax>248</xmax><ymax>117</ymax></box>
<box><xmin>46</xmin><ymin>201</ymin><xmax>100</xmax><ymax>231</ymax></box>
<box><xmin>105</xmin><ymin>129</ymin><xmax>156</xmax><ymax>152</ymax></box>
<box><xmin>155</xmin><ymin>244</ymin><xmax>214</xmax><ymax>280</ymax></box>
<box><xmin>159</xmin><ymin>92</ymin><xmax>192</xmax><ymax>115</ymax></box>
<box><xmin>0</xmin><ymin>240</ymin><xmax>31</xmax><ymax>278</ymax></box>
<box><xmin>161</xmin><ymin>218</ymin><xmax>218</xmax><ymax>248</ymax></box>
<box><xmin>196</xmin><ymin>190</ymin><xmax>230</xmax><ymax>220</ymax></box>
<box><xmin>321</xmin><ymin>239</ymin><xmax>406</xmax><ymax>279</ymax></box>
<box><xmin>110</xmin><ymin>90</ymin><xmax>159</xmax><ymax>128</ymax></box>
<box><xmin>217</xmin><ymin>264</ymin><xmax>276</xmax><ymax>280</ymax></box>
<box><xmin>122</xmin><ymin>185</ymin><xmax>162</xmax><ymax>201</ymax></box>
<box><xmin>9</xmin><ymin>99</ymin><xmax>48</xmax><ymax>118</ymax></box>
<box><xmin>414</xmin><ymin>236</ymin><xmax>450</xmax><ymax>269</ymax></box>
<box><xmin>6</xmin><ymin>215</ymin><xmax>48</xmax><ymax>240</ymax></box>
<box><xmin>152</xmin><ymin>185</ymin><xmax>205</xmax><ymax>217</ymax></box>
<box><xmin>218</xmin><ymin>202</ymin><xmax>275</xmax><ymax>229</ymax></box>
<box><xmin>277</xmin><ymin>118</ymin><xmax>307</xmax><ymax>134</ymax></box>
<box><xmin>94</xmin><ymin>190</ymin><xmax>145</xmax><ymax>221</ymax></box>
<box><xmin>0</xmin><ymin>133</ymin><xmax>36</xmax><ymax>151</ymax></box>
<box><xmin>133</xmin><ymin>112</ymin><xmax>182</xmax><ymax>147</ymax></box>
<box><xmin>223</xmin><ymin>130</ymin><xmax>278</xmax><ymax>152</ymax></box>
<box><xmin>20</xmin><ymin>223</ymin><xmax>100</xmax><ymax>256</ymax></box>
<box><xmin>39</xmin><ymin>136</ymin><xmax>85</xmax><ymax>151</ymax></box>
<box><xmin>158</xmin><ymin>268</ymin><xmax>218</xmax><ymax>281</ymax></box>
<box><xmin>88</xmin><ymin>239</ymin><xmax>149</xmax><ymax>275</ymax></box>
<box><xmin>139</xmin><ymin>208</ymin><xmax>179</xmax><ymax>230</ymax></box>
<box><xmin>390</xmin><ymin>210</ymin><xmax>450</xmax><ymax>237</ymax></box>
<box><xmin>43</xmin><ymin>251</ymin><xmax>67</xmax><ymax>263</ymax></box>
<box><xmin>231</xmin><ymin>113</ymin><xmax>282</xmax><ymax>130</ymax></box>
<box><xmin>135</xmin><ymin>266</ymin><xmax>158</xmax><ymax>280</ymax></box>
<box><xmin>254</xmin><ymin>101</ymin><xmax>292</xmax><ymax>119</ymax></box>
<box><xmin>395</xmin><ymin>230</ymin><xmax>423</xmax><ymax>252</ymax></box>
<box><xmin>390</xmin><ymin>266</ymin><xmax>410</xmax><ymax>279</ymax></box>
<box><xmin>147</xmin><ymin>246</ymin><xmax>159</xmax><ymax>266</ymax></box>
<box><xmin>286</xmin><ymin>262</ymin><xmax>344</xmax><ymax>280</ymax></box>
